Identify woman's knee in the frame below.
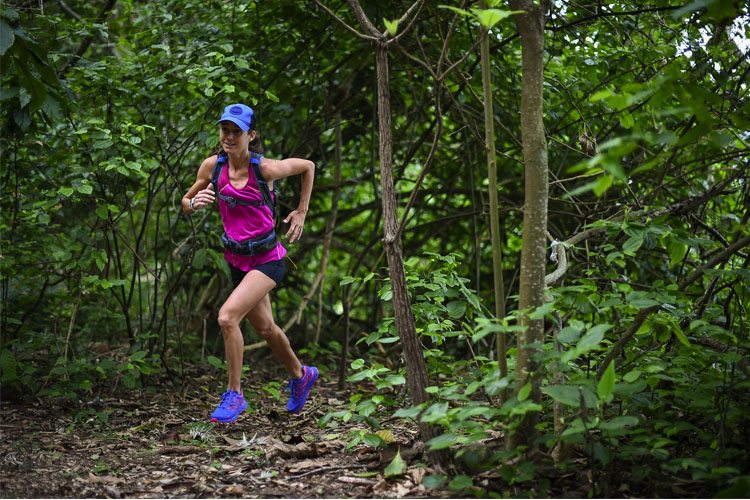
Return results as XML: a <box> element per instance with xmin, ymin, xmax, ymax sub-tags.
<box><xmin>217</xmin><ymin>307</ymin><xmax>241</xmax><ymax>332</ymax></box>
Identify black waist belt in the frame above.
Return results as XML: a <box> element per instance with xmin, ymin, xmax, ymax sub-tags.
<box><xmin>221</xmin><ymin>230</ymin><xmax>277</xmax><ymax>256</ymax></box>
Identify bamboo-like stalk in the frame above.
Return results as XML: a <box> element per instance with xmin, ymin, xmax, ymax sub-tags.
<box><xmin>479</xmin><ymin>0</ymin><xmax>508</xmax><ymax>401</ymax></box>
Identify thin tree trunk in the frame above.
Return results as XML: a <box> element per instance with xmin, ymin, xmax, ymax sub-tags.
<box><xmin>373</xmin><ymin>44</ymin><xmax>432</xmax><ymax>411</ymax></box>
<box><xmin>321</xmin><ymin>0</ymin><xmax>444</xmax><ymax>452</ymax></box>
<box><xmin>479</xmin><ymin>0</ymin><xmax>507</xmax><ymax>400</ymax></box>
<box><xmin>508</xmin><ymin>0</ymin><xmax>549</xmax><ymax>451</ymax></box>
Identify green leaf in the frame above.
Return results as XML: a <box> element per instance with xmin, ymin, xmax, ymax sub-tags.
<box><xmin>421</xmin><ymin>401</ymin><xmax>449</xmax><ymax>423</ymax></box>
<box><xmin>557</xmin><ymin>323</ymin><xmax>584</xmax><ymax>344</ymax></box>
<box><xmin>92</xmin><ymin>139</ymin><xmax>113</xmax><ymax>149</ymax></box>
<box><xmin>393</xmin><ymin>406</ymin><xmax>422</xmax><ymax>419</ymax></box>
<box><xmin>620</xmin><ymin>111</ymin><xmax>635</xmax><ymax>129</ymax></box>
<box><xmin>542</xmin><ymin>384</ymin><xmax>579</xmax><ymax>407</ymax></box>
<box><xmin>518</xmin><ymin>381</ymin><xmax>532</xmax><ymax>402</ymax></box>
<box><xmin>438</xmin><ymin>5</ymin><xmax>472</xmax><ymax>19</ymax></box>
<box><xmin>471</xmin><ymin>8</ymin><xmax>515</xmax><ymax>29</ymax></box>
<box><xmin>599</xmin><ymin>415</ymin><xmax>639</xmax><ymax>431</ymax></box>
<box><xmin>625</xmin><ymin>292</ymin><xmax>661</xmax><ymax>309</ymax></box>
<box><xmin>446</xmin><ymin>300</ymin><xmax>466</xmax><ymax>318</ymax></box>
<box><xmin>383</xmin><ymin>18</ymin><xmax>399</xmax><ymax>36</ymax></box>
<box><xmin>623</xmin><ymin>369</ymin><xmax>641</xmax><ymax>383</ymax></box>
<box><xmin>0</xmin><ymin>20</ymin><xmax>14</xmax><ymax>56</ymax></box>
<box><xmin>622</xmin><ymin>234</ymin><xmax>644</xmax><ymax>255</ymax></box>
<box><xmin>207</xmin><ymin>355</ymin><xmax>224</xmax><ymax>370</ymax></box>
<box><xmin>384</xmin><ymin>449</ymin><xmax>407</xmax><ymax>478</ymax></box>
<box><xmin>542</xmin><ymin>384</ymin><xmax>599</xmax><ymax>408</ymax></box>
<box><xmin>95</xmin><ymin>205</ymin><xmax>110</xmax><ymax>219</ymax></box>
<box><xmin>577</xmin><ymin>323</ymin><xmax>611</xmax><ymax>352</ymax></box>
<box><xmin>59</xmin><ymin>187</ymin><xmax>74</xmax><ymax>197</ymax></box>
<box><xmin>448</xmin><ymin>475</ymin><xmax>474</xmax><ymax>491</ymax></box>
<box><xmin>426</xmin><ymin>432</ymin><xmax>456</xmax><ymax>450</ymax></box>
<box><xmin>264</xmin><ymin>89</ymin><xmax>279</xmax><ymax>103</ymax></box>
<box><xmin>0</xmin><ymin>349</ymin><xmax>18</xmax><ymax>383</ymax></box>
<box><xmin>423</xmin><ymin>474</ymin><xmax>447</xmax><ymax>489</ymax></box>
<box><xmin>590</xmin><ymin>88</ymin><xmax>614</xmax><ymax>102</ymax></box>
<box><xmin>673</xmin><ymin>327</ymin><xmax>691</xmax><ymax>347</ymax></box>
<box><xmin>593</xmin><ymin>174</ymin><xmax>614</xmax><ymax>197</ymax></box>
<box><xmin>193</xmin><ymin>248</ymin><xmax>208</xmax><ymax>270</ymax></box>
<box><xmin>363</xmin><ymin>433</ymin><xmax>386</xmax><ymax>448</ymax></box>
<box><xmin>597</xmin><ymin>361</ymin><xmax>616</xmax><ymax>404</ymax></box>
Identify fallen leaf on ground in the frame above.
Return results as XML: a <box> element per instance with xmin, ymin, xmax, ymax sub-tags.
<box><xmin>265</xmin><ymin>437</ymin><xmax>343</xmax><ymax>460</ymax></box>
<box><xmin>86</xmin><ymin>473</ymin><xmax>125</xmax><ymax>485</ymax></box>
<box><xmin>409</xmin><ymin>467</ymin><xmax>426</xmax><ymax>485</ymax></box>
<box><xmin>384</xmin><ymin>449</ymin><xmax>407</xmax><ymax>478</ymax></box>
<box><xmin>286</xmin><ymin>458</ymin><xmax>330</xmax><ymax>472</ymax></box>
<box><xmin>337</xmin><ymin>476</ymin><xmax>376</xmax><ymax>485</ymax></box>
<box><xmin>218</xmin><ymin>484</ymin><xmax>244</xmax><ymax>496</ymax></box>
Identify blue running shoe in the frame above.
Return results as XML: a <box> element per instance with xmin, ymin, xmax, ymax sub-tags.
<box><xmin>287</xmin><ymin>365</ymin><xmax>318</xmax><ymax>413</ymax></box>
<box><xmin>210</xmin><ymin>390</ymin><xmax>248</xmax><ymax>423</ymax></box>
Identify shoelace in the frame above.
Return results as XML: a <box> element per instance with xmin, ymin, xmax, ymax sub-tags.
<box><xmin>219</xmin><ymin>391</ymin><xmax>238</xmax><ymax>408</ymax></box>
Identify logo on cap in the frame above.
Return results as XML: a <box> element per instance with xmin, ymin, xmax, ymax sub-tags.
<box><xmin>230</xmin><ymin>106</ymin><xmax>244</xmax><ymax>115</ymax></box>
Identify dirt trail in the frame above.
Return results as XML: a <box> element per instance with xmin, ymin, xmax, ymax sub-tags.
<box><xmin>0</xmin><ymin>367</ymin><xmax>446</xmax><ymax>498</ymax></box>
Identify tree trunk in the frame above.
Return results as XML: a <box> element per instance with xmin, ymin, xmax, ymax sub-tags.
<box><xmin>338</xmin><ymin>0</ymin><xmax>441</xmax><ymax>450</ymax></box>
<box><xmin>374</xmin><ymin>43</ymin><xmax>432</xmax><ymax>414</ymax></box>
<box><xmin>507</xmin><ymin>0</ymin><xmax>549</xmax><ymax>451</ymax></box>
<box><xmin>479</xmin><ymin>0</ymin><xmax>508</xmax><ymax>400</ymax></box>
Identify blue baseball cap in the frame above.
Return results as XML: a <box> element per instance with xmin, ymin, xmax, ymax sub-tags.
<box><xmin>217</xmin><ymin>103</ymin><xmax>255</xmax><ymax>131</ymax></box>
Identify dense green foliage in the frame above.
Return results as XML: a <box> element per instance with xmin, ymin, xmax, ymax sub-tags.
<box><xmin>1</xmin><ymin>0</ymin><xmax>748</xmax><ymax>496</ymax></box>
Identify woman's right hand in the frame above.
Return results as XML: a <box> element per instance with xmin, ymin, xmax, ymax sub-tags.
<box><xmin>191</xmin><ymin>186</ymin><xmax>215</xmax><ymax>210</ymax></box>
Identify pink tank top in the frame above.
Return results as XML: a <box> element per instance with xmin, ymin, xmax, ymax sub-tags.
<box><xmin>217</xmin><ymin>160</ymin><xmax>286</xmax><ymax>271</ymax></box>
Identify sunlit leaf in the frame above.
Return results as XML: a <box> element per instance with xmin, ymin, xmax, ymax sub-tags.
<box><xmin>384</xmin><ymin>449</ymin><xmax>407</xmax><ymax>478</ymax></box>
<box><xmin>597</xmin><ymin>361</ymin><xmax>616</xmax><ymax>404</ymax></box>
<box><xmin>384</xmin><ymin>18</ymin><xmax>398</xmax><ymax>36</ymax></box>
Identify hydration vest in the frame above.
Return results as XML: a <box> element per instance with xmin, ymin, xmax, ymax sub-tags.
<box><xmin>211</xmin><ymin>151</ymin><xmax>280</xmax><ymax>256</ymax></box>
<box><xmin>211</xmin><ymin>151</ymin><xmax>277</xmax><ymax>217</ymax></box>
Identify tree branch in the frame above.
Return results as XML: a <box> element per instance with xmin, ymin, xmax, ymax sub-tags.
<box><xmin>345</xmin><ymin>0</ymin><xmax>380</xmax><ymax>38</ymax></box>
<box><xmin>544</xmin><ymin>172</ymin><xmax>743</xmax><ymax>285</ymax></box>
<box><xmin>547</xmin><ymin>6</ymin><xmax>681</xmax><ymax>33</ymax></box>
<box><xmin>596</xmin><ymin>232</ymin><xmax>750</xmax><ymax>379</ymax></box>
<box><xmin>387</xmin><ymin>0</ymin><xmax>425</xmax><ymax>45</ymax></box>
<box><xmin>312</xmin><ymin>0</ymin><xmax>375</xmax><ymax>41</ymax></box>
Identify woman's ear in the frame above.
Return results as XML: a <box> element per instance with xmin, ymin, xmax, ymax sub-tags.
<box><xmin>247</xmin><ymin>129</ymin><xmax>257</xmax><ymax>141</ymax></box>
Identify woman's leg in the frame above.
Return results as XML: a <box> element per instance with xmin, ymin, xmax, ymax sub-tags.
<box><xmin>217</xmin><ymin>270</ymin><xmax>276</xmax><ymax>392</ymax></box>
<box><xmin>245</xmin><ymin>293</ymin><xmax>303</xmax><ymax>379</ymax></box>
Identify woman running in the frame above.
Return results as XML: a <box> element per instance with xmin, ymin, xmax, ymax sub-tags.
<box><xmin>182</xmin><ymin>103</ymin><xmax>317</xmax><ymax>422</ymax></box>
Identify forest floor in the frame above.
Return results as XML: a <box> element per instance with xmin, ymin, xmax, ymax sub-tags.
<box><xmin>0</xmin><ymin>363</ymin><xmax>455</xmax><ymax>499</ymax></box>
<box><xmin>1</xmin><ymin>359</ymin><xmax>718</xmax><ymax>499</ymax></box>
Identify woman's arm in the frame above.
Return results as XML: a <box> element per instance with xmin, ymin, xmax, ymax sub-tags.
<box><xmin>181</xmin><ymin>156</ymin><xmax>217</xmax><ymax>215</ymax></box>
<box><xmin>261</xmin><ymin>158</ymin><xmax>315</xmax><ymax>243</ymax></box>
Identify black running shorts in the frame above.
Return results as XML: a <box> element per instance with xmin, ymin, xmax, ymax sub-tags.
<box><xmin>229</xmin><ymin>259</ymin><xmax>286</xmax><ymax>288</ymax></box>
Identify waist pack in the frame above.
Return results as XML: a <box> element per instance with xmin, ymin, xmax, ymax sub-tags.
<box><xmin>221</xmin><ymin>229</ymin><xmax>278</xmax><ymax>256</ymax></box>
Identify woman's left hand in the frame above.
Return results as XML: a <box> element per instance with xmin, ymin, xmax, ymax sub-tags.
<box><xmin>283</xmin><ymin>209</ymin><xmax>307</xmax><ymax>243</ymax></box>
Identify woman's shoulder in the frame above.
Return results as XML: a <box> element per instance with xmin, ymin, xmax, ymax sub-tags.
<box><xmin>196</xmin><ymin>154</ymin><xmax>222</xmax><ymax>178</ymax></box>
<box><xmin>200</xmin><ymin>153</ymin><xmax>222</xmax><ymax>167</ymax></box>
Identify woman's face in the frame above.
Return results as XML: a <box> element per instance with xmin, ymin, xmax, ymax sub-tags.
<box><xmin>219</xmin><ymin>121</ymin><xmax>255</xmax><ymax>153</ymax></box>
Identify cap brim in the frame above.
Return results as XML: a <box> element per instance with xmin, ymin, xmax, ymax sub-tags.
<box><xmin>217</xmin><ymin>117</ymin><xmax>250</xmax><ymax>131</ymax></box>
